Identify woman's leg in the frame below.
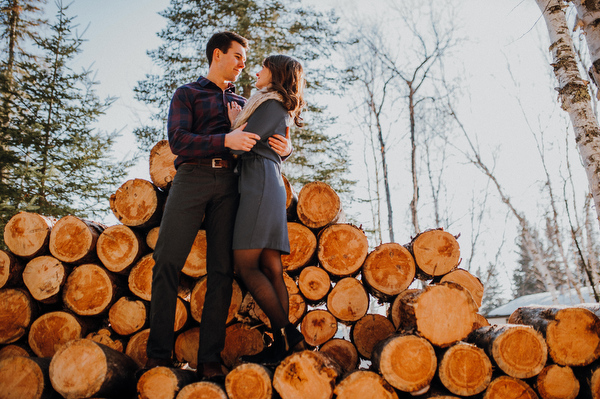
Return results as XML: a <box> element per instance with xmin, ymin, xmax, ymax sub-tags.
<box><xmin>234</xmin><ymin>248</ymin><xmax>288</xmax><ymax>330</ymax></box>
<box><xmin>259</xmin><ymin>249</ymin><xmax>289</xmax><ymax>319</ymax></box>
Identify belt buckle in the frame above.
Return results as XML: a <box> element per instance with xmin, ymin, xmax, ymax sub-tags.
<box><xmin>212</xmin><ymin>158</ymin><xmax>224</xmax><ymax>168</ymax></box>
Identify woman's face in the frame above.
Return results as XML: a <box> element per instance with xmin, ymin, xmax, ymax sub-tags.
<box><xmin>255</xmin><ymin>66</ymin><xmax>272</xmax><ymax>89</ymax></box>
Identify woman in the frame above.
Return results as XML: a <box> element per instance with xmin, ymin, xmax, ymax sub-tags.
<box><xmin>229</xmin><ymin>55</ymin><xmax>306</xmax><ymax>366</ymax></box>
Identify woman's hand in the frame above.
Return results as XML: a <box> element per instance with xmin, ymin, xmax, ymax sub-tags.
<box><xmin>269</xmin><ymin>126</ymin><xmax>293</xmax><ymax>158</ymax></box>
<box><xmin>228</xmin><ymin>102</ymin><xmax>242</xmax><ymax>124</ymax></box>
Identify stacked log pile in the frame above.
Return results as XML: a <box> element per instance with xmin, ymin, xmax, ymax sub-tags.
<box><xmin>1</xmin><ymin>140</ymin><xmax>600</xmax><ymax>399</ymax></box>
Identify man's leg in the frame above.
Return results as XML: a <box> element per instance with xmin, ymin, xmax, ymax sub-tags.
<box><xmin>147</xmin><ymin>165</ymin><xmax>210</xmax><ymax>362</ymax></box>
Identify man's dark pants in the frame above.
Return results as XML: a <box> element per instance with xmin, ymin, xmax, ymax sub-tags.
<box><xmin>147</xmin><ymin>162</ymin><xmax>239</xmax><ymax>364</ymax></box>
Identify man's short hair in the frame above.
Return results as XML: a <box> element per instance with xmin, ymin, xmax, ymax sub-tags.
<box><xmin>206</xmin><ymin>31</ymin><xmax>249</xmax><ymax>66</ymax></box>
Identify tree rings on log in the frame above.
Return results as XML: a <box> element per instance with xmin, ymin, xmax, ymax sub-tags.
<box><xmin>508</xmin><ymin>305</ymin><xmax>600</xmax><ymax>366</ymax></box>
<box><xmin>0</xmin><ymin>344</ymin><xmax>29</xmax><ymax>360</ymax></box>
<box><xmin>467</xmin><ymin>324</ymin><xmax>547</xmax><ymax>379</ymax></box>
<box><xmin>181</xmin><ymin>229</ymin><xmax>208</xmax><ymax>278</ymax></box>
<box><xmin>108</xmin><ymin>296</ymin><xmax>147</xmax><ymax>336</ymax></box>
<box><xmin>334</xmin><ymin>370</ymin><xmax>399</xmax><ymax>399</ymax></box>
<box><xmin>437</xmin><ymin>342</ymin><xmax>492</xmax><ymax>396</ymax></box>
<box><xmin>0</xmin><ymin>250</ymin><xmax>23</xmax><ymax>289</ymax></box>
<box><xmin>411</xmin><ymin>229</ymin><xmax>460</xmax><ymax>277</ymax></box>
<box><xmin>351</xmin><ymin>314</ymin><xmax>395</xmax><ymax>359</ymax></box>
<box><xmin>225</xmin><ymin>362</ymin><xmax>273</xmax><ymax>399</ymax></box>
<box><xmin>49</xmin><ymin>338</ymin><xmax>138</xmax><ymax>399</ymax></box>
<box><xmin>0</xmin><ymin>355</ymin><xmax>54</xmax><ymax>399</ymax></box>
<box><xmin>221</xmin><ymin>323</ymin><xmax>265</xmax><ymax>369</ymax></box>
<box><xmin>362</xmin><ymin>243</ymin><xmax>416</xmax><ymax>300</ymax></box>
<box><xmin>109</xmin><ymin>178</ymin><xmax>165</xmax><ymax>229</ymax></box>
<box><xmin>190</xmin><ymin>277</ymin><xmax>242</xmax><ymax>325</ymax></box>
<box><xmin>273</xmin><ymin>350</ymin><xmax>341</xmax><ymax>399</ymax></box>
<box><xmin>23</xmin><ymin>256</ymin><xmax>68</xmax><ymax>304</ymax></box>
<box><xmin>149</xmin><ymin>139</ymin><xmax>177</xmax><ymax>189</ymax></box>
<box><xmin>177</xmin><ymin>381</ymin><xmax>228</xmax><ymax>399</ymax></box>
<box><xmin>125</xmin><ymin>328</ymin><xmax>150</xmax><ymax>368</ymax></box>
<box><xmin>317</xmin><ymin>224</ymin><xmax>368</xmax><ymax>277</ymax></box>
<box><xmin>282</xmin><ymin>222</ymin><xmax>317</xmax><ymax>272</ymax></box>
<box><xmin>296</xmin><ymin>181</ymin><xmax>344</xmax><ymax>229</ymax></box>
<box><xmin>48</xmin><ymin>215</ymin><xmax>104</xmax><ymax>264</ymax></box>
<box><xmin>398</xmin><ymin>282</ymin><xmax>478</xmax><ymax>347</ymax></box>
<box><xmin>174</xmin><ymin>327</ymin><xmax>200</xmax><ymax>368</ymax></box>
<box><xmin>372</xmin><ymin>334</ymin><xmax>437</xmax><ymax>393</ymax></box>
<box><xmin>482</xmin><ymin>375</ymin><xmax>538</xmax><ymax>399</ymax></box>
<box><xmin>137</xmin><ymin>366</ymin><xmax>197</xmax><ymax>399</ymax></box>
<box><xmin>4</xmin><ymin>212</ymin><xmax>55</xmax><ymax>259</ymax></box>
<box><xmin>319</xmin><ymin>338</ymin><xmax>359</xmax><ymax>374</ymax></box>
<box><xmin>62</xmin><ymin>264</ymin><xmax>119</xmax><ymax>316</ymax></box>
<box><xmin>145</xmin><ymin>226</ymin><xmax>159</xmax><ymax>250</ymax></box>
<box><xmin>86</xmin><ymin>327</ymin><xmax>125</xmax><ymax>353</ymax></box>
<box><xmin>327</xmin><ymin>277</ymin><xmax>369</xmax><ymax>323</ymax></box>
<box><xmin>28</xmin><ymin>311</ymin><xmax>83</xmax><ymax>358</ymax></box>
<box><xmin>0</xmin><ymin>288</ymin><xmax>35</xmax><ymax>344</ymax></box>
<box><xmin>128</xmin><ymin>253</ymin><xmax>155</xmax><ymax>301</ymax></box>
<box><xmin>439</xmin><ymin>268</ymin><xmax>484</xmax><ymax>308</ymax></box>
<box><xmin>301</xmin><ymin>309</ymin><xmax>338</xmax><ymax>347</ymax></box>
<box><xmin>96</xmin><ymin>224</ymin><xmax>146</xmax><ymax>274</ymax></box>
<box><xmin>534</xmin><ymin>364</ymin><xmax>579</xmax><ymax>399</ymax></box>
<box><xmin>298</xmin><ymin>266</ymin><xmax>331</xmax><ymax>302</ymax></box>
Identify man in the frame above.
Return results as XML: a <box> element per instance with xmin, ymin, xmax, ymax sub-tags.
<box><xmin>145</xmin><ymin>31</ymin><xmax>291</xmax><ymax>381</ymax></box>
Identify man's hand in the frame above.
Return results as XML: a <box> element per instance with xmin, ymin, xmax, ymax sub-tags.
<box><xmin>225</xmin><ymin>123</ymin><xmax>260</xmax><ymax>152</ymax></box>
<box><xmin>269</xmin><ymin>126</ymin><xmax>292</xmax><ymax>158</ymax></box>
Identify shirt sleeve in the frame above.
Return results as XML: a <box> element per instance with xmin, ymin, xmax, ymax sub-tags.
<box><xmin>243</xmin><ymin>100</ymin><xmax>289</xmax><ymax>141</ymax></box>
<box><xmin>166</xmin><ymin>87</ymin><xmax>227</xmax><ymax>158</ymax></box>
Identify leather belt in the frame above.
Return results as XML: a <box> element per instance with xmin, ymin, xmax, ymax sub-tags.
<box><xmin>181</xmin><ymin>157</ymin><xmax>235</xmax><ymax>170</ymax></box>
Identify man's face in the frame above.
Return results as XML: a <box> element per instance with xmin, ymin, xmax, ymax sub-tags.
<box><xmin>217</xmin><ymin>41</ymin><xmax>246</xmax><ymax>83</ymax></box>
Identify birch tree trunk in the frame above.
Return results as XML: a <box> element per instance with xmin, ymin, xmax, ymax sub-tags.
<box><xmin>536</xmin><ymin>0</ymin><xmax>600</xmax><ymax>226</ymax></box>
<box><xmin>572</xmin><ymin>0</ymin><xmax>600</xmax><ymax>96</ymax></box>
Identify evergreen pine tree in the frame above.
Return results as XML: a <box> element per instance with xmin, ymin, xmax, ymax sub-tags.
<box><xmin>512</xmin><ymin>227</ymin><xmax>546</xmax><ymax>298</ymax></box>
<box><xmin>478</xmin><ymin>263</ymin><xmax>507</xmax><ymax>316</ymax></box>
<box><xmin>3</xmin><ymin>1</ymin><xmax>133</xmax><ymax>231</ymax></box>
<box><xmin>133</xmin><ymin>0</ymin><xmax>354</xmax><ymax>195</ymax></box>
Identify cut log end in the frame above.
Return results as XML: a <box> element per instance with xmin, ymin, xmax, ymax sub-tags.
<box><xmin>301</xmin><ymin>309</ymin><xmax>338</xmax><ymax>347</ymax></box>
<box><xmin>317</xmin><ymin>224</ymin><xmax>369</xmax><ymax>277</ymax></box>
<box><xmin>149</xmin><ymin>139</ymin><xmax>177</xmax><ymax>189</ymax></box>
<box><xmin>296</xmin><ymin>181</ymin><xmax>344</xmax><ymax>229</ymax></box>
<box><xmin>327</xmin><ymin>277</ymin><xmax>369</xmax><ymax>323</ymax></box>
<box><xmin>482</xmin><ymin>375</ymin><xmax>538</xmax><ymax>399</ymax></box>
<box><xmin>412</xmin><ymin>229</ymin><xmax>460</xmax><ymax>277</ymax></box>
<box><xmin>4</xmin><ymin>212</ymin><xmax>55</xmax><ymax>258</ymax></box>
<box><xmin>282</xmin><ymin>222</ymin><xmax>317</xmax><ymax>272</ymax></box>
<box><xmin>298</xmin><ymin>266</ymin><xmax>331</xmax><ymax>302</ymax></box>
<box><xmin>351</xmin><ymin>314</ymin><xmax>395</xmax><ymax>359</ymax></box>
<box><xmin>334</xmin><ymin>370</ymin><xmax>399</xmax><ymax>399</ymax></box>
<box><xmin>535</xmin><ymin>364</ymin><xmax>579</xmax><ymax>399</ymax></box>
<box><xmin>225</xmin><ymin>363</ymin><xmax>273</xmax><ymax>399</ymax></box>
<box><xmin>362</xmin><ymin>243</ymin><xmax>416</xmax><ymax>299</ymax></box>
<box><xmin>438</xmin><ymin>342</ymin><xmax>492</xmax><ymax>396</ymax></box>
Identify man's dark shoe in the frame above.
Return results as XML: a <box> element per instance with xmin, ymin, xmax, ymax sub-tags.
<box><xmin>197</xmin><ymin>361</ymin><xmax>226</xmax><ymax>384</ymax></box>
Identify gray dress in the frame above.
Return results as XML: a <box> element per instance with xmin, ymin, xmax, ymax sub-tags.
<box><xmin>232</xmin><ymin>99</ymin><xmax>291</xmax><ymax>254</ymax></box>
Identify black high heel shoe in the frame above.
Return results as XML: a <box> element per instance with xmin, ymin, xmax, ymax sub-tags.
<box><xmin>241</xmin><ymin>324</ymin><xmax>306</xmax><ymax>366</ymax></box>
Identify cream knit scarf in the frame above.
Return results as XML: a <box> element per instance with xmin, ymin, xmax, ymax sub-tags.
<box><xmin>231</xmin><ymin>88</ymin><xmax>284</xmax><ymax>130</ymax></box>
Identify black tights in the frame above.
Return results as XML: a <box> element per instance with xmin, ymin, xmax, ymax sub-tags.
<box><xmin>234</xmin><ymin>248</ymin><xmax>289</xmax><ymax>331</ymax></box>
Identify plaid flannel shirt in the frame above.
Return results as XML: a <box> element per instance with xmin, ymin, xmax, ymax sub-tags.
<box><xmin>167</xmin><ymin>76</ymin><xmax>247</xmax><ymax>169</ymax></box>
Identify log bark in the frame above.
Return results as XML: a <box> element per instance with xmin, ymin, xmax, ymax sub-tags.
<box><xmin>398</xmin><ymin>282</ymin><xmax>478</xmax><ymax>347</ymax></box>
<box><xmin>48</xmin><ymin>215</ymin><xmax>105</xmax><ymax>264</ymax></box>
<box><xmin>148</xmin><ymin>139</ymin><xmax>177</xmax><ymax>189</ymax></box>
<box><xmin>319</xmin><ymin>338</ymin><xmax>358</xmax><ymax>374</ymax></box>
<box><xmin>351</xmin><ymin>314</ymin><xmax>395</xmax><ymax>359</ymax></box>
<box><xmin>109</xmin><ymin>178</ymin><xmax>165</xmax><ymax>229</ymax></box>
<box><xmin>62</xmin><ymin>264</ymin><xmax>120</xmax><ymax>316</ymax></box>
<box><xmin>128</xmin><ymin>253</ymin><xmax>154</xmax><ymax>301</ymax></box>
<box><xmin>108</xmin><ymin>296</ymin><xmax>148</xmax><ymax>336</ymax></box>
<box><xmin>0</xmin><ymin>288</ymin><xmax>35</xmax><ymax>344</ymax></box>
<box><xmin>301</xmin><ymin>309</ymin><xmax>338</xmax><ymax>347</ymax></box>
<box><xmin>534</xmin><ymin>364</ymin><xmax>579</xmax><ymax>399</ymax></box>
<box><xmin>125</xmin><ymin>328</ymin><xmax>150</xmax><ymax>368</ymax></box>
<box><xmin>388</xmin><ymin>288</ymin><xmax>420</xmax><ymax>329</ymax></box>
<box><xmin>23</xmin><ymin>256</ymin><xmax>69</xmax><ymax>304</ymax></box>
<box><xmin>361</xmin><ymin>243</ymin><xmax>416</xmax><ymax>300</ymax></box>
<box><xmin>508</xmin><ymin>305</ymin><xmax>600</xmax><ymax>366</ymax></box>
<box><xmin>96</xmin><ymin>224</ymin><xmax>147</xmax><ymax>274</ymax></box>
<box><xmin>0</xmin><ymin>249</ymin><xmax>23</xmax><ymax>289</ymax></box>
<box><xmin>326</xmin><ymin>277</ymin><xmax>369</xmax><ymax>323</ymax></box>
<box><xmin>371</xmin><ymin>333</ymin><xmax>437</xmax><ymax>393</ymax></box>
<box><xmin>221</xmin><ymin>323</ymin><xmax>266</xmax><ymax>369</ymax></box>
<box><xmin>467</xmin><ymin>324</ymin><xmax>547</xmax><ymax>379</ymax></box>
<box><xmin>438</xmin><ymin>268</ymin><xmax>484</xmax><ymax>308</ymax></box>
<box><xmin>283</xmin><ymin>174</ymin><xmax>298</xmax><ymax>221</ymax></box>
<box><xmin>225</xmin><ymin>362</ymin><xmax>273</xmax><ymax>399</ymax></box>
<box><xmin>177</xmin><ymin>381</ymin><xmax>228</xmax><ymax>399</ymax></box>
<box><xmin>437</xmin><ymin>341</ymin><xmax>492</xmax><ymax>396</ymax></box>
<box><xmin>282</xmin><ymin>222</ymin><xmax>317</xmax><ymax>273</ymax></box>
<box><xmin>334</xmin><ymin>370</ymin><xmax>399</xmax><ymax>399</ymax></box>
<box><xmin>49</xmin><ymin>339</ymin><xmax>138</xmax><ymax>399</ymax></box>
<box><xmin>4</xmin><ymin>212</ymin><xmax>55</xmax><ymax>259</ymax></box>
<box><xmin>298</xmin><ymin>266</ymin><xmax>331</xmax><ymax>303</ymax></box>
<box><xmin>317</xmin><ymin>224</ymin><xmax>368</xmax><ymax>277</ymax></box>
<box><xmin>28</xmin><ymin>311</ymin><xmax>84</xmax><ymax>358</ymax></box>
<box><xmin>482</xmin><ymin>375</ymin><xmax>539</xmax><ymax>399</ymax></box>
<box><xmin>410</xmin><ymin>229</ymin><xmax>460</xmax><ymax>277</ymax></box>
<box><xmin>190</xmin><ymin>276</ymin><xmax>242</xmax><ymax>325</ymax></box>
<box><xmin>0</xmin><ymin>355</ymin><xmax>58</xmax><ymax>399</ymax></box>
<box><xmin>136</xmin><ymin>366</ymin><xmax>197</xmax><ymax>399</ymax></box>
<box><xmin>273</xmin><ymin>350</ymin><xmax>341</xmax><ymax>399</ymax></box>
<box><xmin>296</xmin><ymin>181</ymin><xmax>345</xmax><ymax>229</ymax></box>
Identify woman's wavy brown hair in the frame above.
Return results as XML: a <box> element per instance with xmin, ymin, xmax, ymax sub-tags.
<box><xmin>263</xmin><ymin>55</ymin><xmax>306</xmax><ymax>127</ymax></box>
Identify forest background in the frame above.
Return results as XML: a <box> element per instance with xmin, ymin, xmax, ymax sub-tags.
<box><xmin>1</xmin><ymin>0</ymin><xmax>596</xmax><ymax>315</ymax></box>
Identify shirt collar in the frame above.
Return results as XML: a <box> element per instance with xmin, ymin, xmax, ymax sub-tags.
<box><xmin>197</xmin><ymin>76</ymin><xmax>236</xmax><ymax>93</ymax></box>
